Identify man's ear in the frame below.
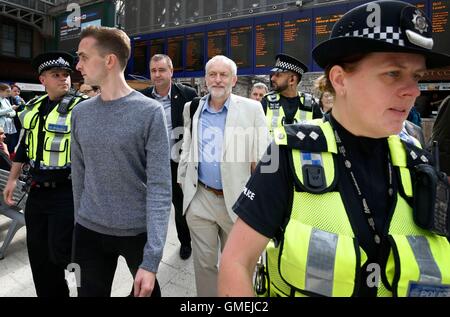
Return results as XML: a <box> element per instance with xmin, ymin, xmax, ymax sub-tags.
<box><xmin>105</xmin><ymin>54</ymin><xmax>117</xmax><ymax>70</ymax></box>
<box><xmin>232</xmin><ymin>75</ymin><xmax>238</xmax><ymax>87</ymax></box>
<box><xmin>38</xmin><ymin>74</ymin><xmax>46</xmax><ymax>85</ymax></box>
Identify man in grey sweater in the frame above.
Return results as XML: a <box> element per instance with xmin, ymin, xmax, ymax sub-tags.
<box><xmin>71</xmin><ymin>26</ymin><xmax>171</xmax><ymax>297</ymax></box>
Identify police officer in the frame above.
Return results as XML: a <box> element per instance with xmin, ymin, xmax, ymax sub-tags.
<box><xmin>262</xmin><ymin>53</ymin><xmax>322</xmax><ymax>136</ymax></box>
<box><xmin>219</xmin><ymin>0</ymin><xmax>450</xmax><ymax>297</ymax></box>
<box><xmin>3</xmin><ymin>51</ymin><xmax>87</xmax><ymax>297</ymax></box>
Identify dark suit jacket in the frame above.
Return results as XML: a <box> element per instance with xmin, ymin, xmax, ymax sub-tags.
<box><xmin>141</xmin><ymin>83</ymin><xmax>197</xmax><ymax>132</ymax></box>
<box><xmin>140</xmin><ymin>83</ymin><xmax>198</xmax><ymax>161</ymax></box>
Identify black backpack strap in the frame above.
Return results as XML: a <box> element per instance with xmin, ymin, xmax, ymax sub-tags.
<box><xmin>189</xmin><ymin>97</ymin><xmax>201</xmax><ymax>135</ymax></box>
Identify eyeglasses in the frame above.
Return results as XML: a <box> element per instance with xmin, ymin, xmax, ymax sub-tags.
<box><xmin>80</xmin><ymin>89</ymin><xmax>93</xmax><ymax>94</ymax></box>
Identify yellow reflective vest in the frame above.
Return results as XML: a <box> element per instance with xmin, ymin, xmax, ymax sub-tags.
<box><xmin>19</xmin><ymin>93</ymin><xmax>85</xmax><ymax>169</ymax></box>
<box><xmin>260</xmin><ymin>119</ymin><xmax>450</xmax><ymax>297</ymax></box>
<box><xmin>264</xmin><ymin>92</ymin><xmax>314</xmax><ymax>136</ymax></box>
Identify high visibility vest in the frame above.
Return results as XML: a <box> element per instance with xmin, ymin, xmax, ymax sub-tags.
<box><xmin>264</xmin><ymin>92</ymin><xmax>314</xmax><ymax>136</ymax></box>
<box><xmin>19</xmin><ymin>93</ymin><xmax>85</xmax><ymax>169</ymax></box>
<box><xmin>261</xmin><ymin>120</ymin><xmax>450</xmax><ymax>297</ymax></box>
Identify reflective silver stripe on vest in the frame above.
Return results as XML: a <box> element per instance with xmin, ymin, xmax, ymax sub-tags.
<box><xmin>305</xmin><ymin>228</ymin><xmax>338</xmax><ymax>296</ymax></box>
<box><xmin>304</xmin><ymin>94</ymin><xmax>312</xmax><ymax>109</ymax></box>
<box><xmin>407</xmin><ymin>236</ymin><xmax>442</xmax><ymax>284</ymax></box>
<box><xmin>271</xmin><ymin>108</ymin><xmax>280</xmax><ymax>132</ymax></box>
<box><xmin>48</xmin><ymin>114</ymin><xmax>69</xmax><ymax>167</ymax></box>
<box><xmin>19</xmin><ymin>109</ymin><xmax>30</xmax><ymax>124</ymax></box>
<box><xmin>298</xmin><ymin>109</ymin><xmax>309</xmax><ymax>122</ymax></box>
<box><xmin>31</xmin><ymin>159</ymin><xmax>71</xmax><ymax>170</ymax></box>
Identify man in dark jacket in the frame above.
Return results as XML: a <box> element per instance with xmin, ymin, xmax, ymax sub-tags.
<box><xmin>141</xmin><ymin>54</ymin><xmax>197</xmax><ymax>259</ymax></box>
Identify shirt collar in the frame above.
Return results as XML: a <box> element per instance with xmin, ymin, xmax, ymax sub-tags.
<box><xmin>152</xmin><ymin>85</ymin><xmax>171</xmax><ymax>99</ymax></box>
<box><xmin>202</xmin><ymin>94</ymin><xmax>231</xmax><ymax>114</ymax></box>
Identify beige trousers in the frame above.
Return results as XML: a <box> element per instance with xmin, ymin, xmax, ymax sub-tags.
<box><xmin>185</xmin><ymin>185</ymin><xmax>234</xmax><ymax>297</ymax></box>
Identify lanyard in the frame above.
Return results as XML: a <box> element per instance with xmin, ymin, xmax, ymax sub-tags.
<box><xmin>333</xmin><ymin>128</ymin><xmax>392</xmax><ymax>245</ymax></box>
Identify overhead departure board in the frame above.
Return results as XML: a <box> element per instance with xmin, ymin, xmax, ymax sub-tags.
<box><xmin>133</xmin><ymin>41</ymin><xmax>147</xmax><ymax>75</ymax></box>
<box><xmin>167</xmin><ymin>35</ymin><xmax>184</xmax><ymax>72</ymax></box>
<box><xmin>255</xmin><ymin>22</ymin><xmax>281</xmax><ymax>68</ymax></box>
<box><xmin>432</xmin><ymin>0</ymin><xmax>450</xmax><ymax>55</ymax></box>
<box><xmin>207</xmin><ymin>29</ymin><xmax>227</xmax><ymax>59</ymax></box>
<box><xmin>314</xmin><ymin>12</ymin><xmax>345</xmax><ymax>46</ymax></box>
<box><xmin>129</xmin><ymin>0</ymin><xmax>450</xmax><ymax>77</ymax></box>
<box><xmin>150</xmin><ymin>38</ymin><xmax>165</xmax><ymax>58</ymax></box>
<box><xmin>283</xmin><ymin>17</ymin><xmax>312</xmax><ymax>69</ymax></box>
<box><xmin>230</xmin><ymin>25</ymin><xmax>252</xmax><ymax>68</ymax></box>
<box><xmin>186</xmin><ymin>32</ymin><xmax>204</xmax><ymax>71</ymax></box>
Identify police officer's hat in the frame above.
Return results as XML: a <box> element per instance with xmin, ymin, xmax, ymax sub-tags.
<box><xmin>271</xmin><ymin>54</ymin><xmax>308</xmax><ymax>77</ymax></box>
<box><xmin>312</xmin><ymin>0</ymin><xmax>450</xmax><ymax>69</ymax></box>
<box><xmin>31</xmin><ymin>51</ymin><xmax>74</xmax><ymax>75</ymax></box>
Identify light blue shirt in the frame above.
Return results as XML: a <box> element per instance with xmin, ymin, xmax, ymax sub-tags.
<box><xmin>198</xmin><ymin>95</ymin><xmax>230</xmax><ymax>190</ymax></box>
<box><xmin>152</xmin><ymin>88</ymin><xmax>174</xmax><ymax>151</ymax></box>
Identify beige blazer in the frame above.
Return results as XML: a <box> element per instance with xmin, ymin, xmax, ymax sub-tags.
<box><xmin>177</xmin><ymin>93</ymin><xmax>270</xmax><ymax>222</ymax></box>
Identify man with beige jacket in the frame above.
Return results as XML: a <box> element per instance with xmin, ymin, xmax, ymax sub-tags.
<box><xmin>178</xmin><ymin>55</ymin><xmax>269</xmax><ymax>296</ymax></box>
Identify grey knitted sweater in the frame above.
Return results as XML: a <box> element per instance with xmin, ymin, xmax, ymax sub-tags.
<box><xmin>71</xmin><ymin>90</ymin><xmax>171</xmax><ymax>273</ymax></box>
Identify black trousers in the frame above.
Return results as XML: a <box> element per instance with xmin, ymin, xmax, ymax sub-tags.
<box><xmin>74</xmin><ymin>224</ymin><xmax>161</xmax><ymax>297</ymax></box>
<box><xmin>6</xmin><ymin>131</ymin><xmax>20</xmax><ymax>154</ymax></box>
<box><xmin>171</xmin><ymin>160</ymin><xmax>191</xmax><ymax>247</ymax></box>
<box><xmin>24</xmin><ymin>184</ymin><xmax>74</xmax><ymax>297</ymax></box>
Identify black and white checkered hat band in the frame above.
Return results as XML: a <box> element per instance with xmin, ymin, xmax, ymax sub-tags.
<box><xmin>38</xmin><ymin>57</ymin><xmax>71</xmax><ymax>74</ymax></box>
<box><xmin>343</xmin><ymin>26</ymin><xmax>405</xmax><ymax>46</ymax></box>
<box><xmin>274</xmin><ymin>61</ymin><xmax>305</xmax><ymax>74</ymax></box>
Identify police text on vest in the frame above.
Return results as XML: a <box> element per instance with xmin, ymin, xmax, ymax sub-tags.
<box><xmin>243</xmin><ymin>187</ymin><xmax>255</xmax><ymax>200</ymax></box>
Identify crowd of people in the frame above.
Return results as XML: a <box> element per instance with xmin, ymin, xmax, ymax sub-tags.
<box><xmin>1</xmin><ymin>0</ymin><xmax>450</xmax><ymax>298</ymax></box>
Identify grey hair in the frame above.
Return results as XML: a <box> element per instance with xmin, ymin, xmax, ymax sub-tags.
<box><xmin>150</xmin><ymin>54</ymin><xmax>173</xmax><ymax>69</ymax></box>
<box><xmin>251</xmin><ymin>82</ymin><xmax>268</xmax><ymax>92</ymax></box>
<box><xmin>205</xmin><ymin>55</ymin><xmax>237</xmax><ymax>77</ymax></box>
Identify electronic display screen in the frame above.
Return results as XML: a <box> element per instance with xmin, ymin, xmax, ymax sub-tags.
<box><xmin>230</xmin><ymin>25</ymin><xmax>252</xmax><ymax>68</ymax></box>
<box><xmin>133</xmin><ymin>41</ymin><xmax>147</xmax><ymax>75</ymax></box>
<box><xmin>314</xmin><ymin>12</ymin><xmax>345</xmax><ymax>46</ymax></box>
<box><xmin>432</xmin><ymin>0</ymin><xmax>450</xmax><ymax>55</ymax></box>
<box><xmin>207</xmin><ymin>29</ymin><xmax>227</xmax><ymax>59</ymax></box>
<box><xmin>167</xmin><ymin>35</ymin><xmax>184</xmax><ymax>72</ymax></box>
<box><xmin>129</xmin><ymin>0</ymin><xmax>449</xmax><ymax>77</ymax></box>
<box><xmin>283</xmin><ymin>17</ymin><xmax>312</xmax><ymax>69</ymax></box>
<box><xmin>255</xmin><ymin>22</ymin><xmax>281</xmax><ymax>68</ymax></box>
<box><xmin>186</xmin><ymin>33</ymin><xmax>205</xmax><ymax>72</ymax></box>
<box><xmin>150</xmin><ymin>38</ymin><xmax>165</xmax><ymax>58</ymax></box>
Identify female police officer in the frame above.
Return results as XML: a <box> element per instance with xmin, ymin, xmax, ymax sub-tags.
<box><xmin>218</xmin><ymin>0</ymin><xmax>450</xmax><ymax>297</ymax></box>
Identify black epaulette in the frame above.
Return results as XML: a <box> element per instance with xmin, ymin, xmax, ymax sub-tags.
<box><xmin>24</xmin><ymin>95</ymin><xmax>43</xmax><ymax>108</ymax></box>
<box><xmin>401</xmin><ymin>140</ymin><xmax>434</xmax><ymax>169</ymax></box>
<box><xmin>57</xmin><ymin>90</ymin><xmax>86</xmax><ymax>114</ymax></box>
<box><xmin>264</xmin><ymin>91</ymin><xmax>281</xmax><ymax>109</ymax></box>
<box><xmin>274</xmin><ymin>120</ymin><xmax>338</xmax><ymax>194</ymax></box>
<box><xmin>274</xmin><ymin>120</ymin><xmax>332</xmax><ymax>153</ymax></box>
<box><xmin>300</xmin><ymin>92</ymin><xmax>316</xmax><ymax>110</ymax></box>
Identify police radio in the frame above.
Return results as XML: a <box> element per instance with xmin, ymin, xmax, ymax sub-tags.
<box><xmin>57</xmin><ymin>89</ymin><xmax>81</xmax><ymax>115</ymax></box>
<box><xmin>412</xmin><ymin>141</ymin><xmax>450</xmax><ymax>238</ymax></box>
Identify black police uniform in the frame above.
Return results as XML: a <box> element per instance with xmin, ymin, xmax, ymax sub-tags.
<box><xmin>262</xmin><ymin>54</ymin><xmax>322</xmax><ymax>124</ymax></box>
<box><xmin>13</xmin><ymin>51</ymin><xmax>86</xmax><ymax>297</ymax></box>
<box><xmin>233</xmin><ymin>115</ymin><xmax>398</xmax><ymax>296</ymax></box>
